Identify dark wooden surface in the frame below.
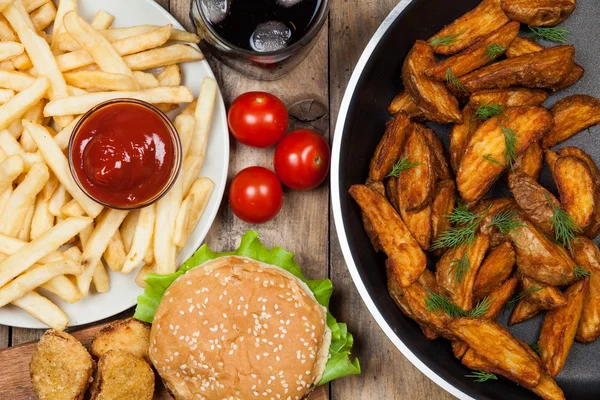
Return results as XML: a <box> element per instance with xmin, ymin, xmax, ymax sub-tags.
<box><xmin>0</xmin><ymin>1</ymin><xmax>455</xmax><ymax>399</ymax></box>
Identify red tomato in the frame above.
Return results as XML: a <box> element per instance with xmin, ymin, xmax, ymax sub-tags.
<box><xmin>229</xmin><ymin>166</ymin><xmax>283</xmax><ymax>224</ymax></box>
<box><xmin>227</xmin><ymin>92</ymin><xmax>289</xmax><ymax>148</ymax></box>
<box><xmin>274</xmin><ymin>129</ymin><xmax>331</xmax><ymax>190</ymax></box>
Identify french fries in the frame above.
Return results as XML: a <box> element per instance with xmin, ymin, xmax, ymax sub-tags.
<box><xmin>123</xmin><ymin>44</ymin><xmax>203</xmax><ymax>71</ymax></box>
<box><xmin>63</xmin><ymin>70</ymin><xmax>139</xmax><ymax>91</ymax></box>
<box><xmin>0</xmin><ymin>75</ymin><xmax>48</xmax><ymax>130</ymax></box>
<box><xmin>542</xmin><ymin>95</ymin><xmax>600</xmax><ymax>148</ymax></box>
<box><xmin>13</xmin><ymin>291</ymin><xmax>68</xmax><ymax>331</ymax></box>
<box><xmin>501</xmin><ymin>0</ymin><xmax>576</xmax><ymax>27</ymax></box>
<box><xmin>122</xmin><ymin>204</ymin><xmax>155</xmax><ymax>274</ymax></box>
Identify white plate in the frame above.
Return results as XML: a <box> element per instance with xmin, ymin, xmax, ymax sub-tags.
<box><xmin>0</xmin><ymin>0</ymin><xmax>229</xmax><ymax>329</ymax></box>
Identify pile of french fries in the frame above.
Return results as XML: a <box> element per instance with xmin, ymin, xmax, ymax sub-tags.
<box><xmin>0</xmin><ymin>0</ymin><xmax>217</xmax><ymax>331</ymax></box>
<box><xmin>351</xmin><ymin>0</ymin><xmax>600</xmax><ymax>398</ymax></box>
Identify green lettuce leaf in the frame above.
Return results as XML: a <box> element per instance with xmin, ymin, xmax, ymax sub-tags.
<box><xmin>134</xmin><ymin>230</ymin><xmax>360</xmax><ymax>385</ymax></box>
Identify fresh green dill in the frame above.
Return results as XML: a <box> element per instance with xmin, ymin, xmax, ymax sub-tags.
<box><xmin>490</xmin><ymin>209</ymin><xmax>523</xmax><ymax>235</ymax></box>
<box><xmin>588</xmin><ymin>128</ymin><xmax>593</xmax><ymax>137</ymax></box>
<box><xmin>485</xmin><ymin>43</ymin><xmax>506</xmax><ymax>59</ymax></box>
<box><xmin>574</xmin><ymin>266</ymin><xmax>592</xmax><ymax>279</ymax></box>
<box><xmin>450</xmin><ymin>254</ymin><xmax>470</xmax><ymax>286</ymax></box>
<box><xmin>465</xmin><ymin>370</ymin><xmax>498</xmax><ymax>383</ymax></box>
<box><xmin>499</xmin><ymin>119</ymin><xmax>518</xmax><ymax>169</ymax></box>
<box><xmin>431</xmin><ymin>205</ymin><xmax>492</xmax><ymax>250</ymax></box>
<box><xmin>507</xmin><ymin>286</ymin><xmax>542</xmax><ymax>308</ymax></box>
<box><xmin>530</xmin><ymin>343</ymin><xmax>542</xmax><ymax>357</ymax></box>
<box><xmin>430</xmin><ymin>31</ymin><xmax>464</xmax><ymax>47</ymax></box>
<box><xmin>529</xmin><ymin>26</ymin><xmax>570</xmax><ymax>44</ymax></box>
<box><xmin>468</xmin><ymin>296</ymin><xmax>494</xmax><ymax>318</ymax></box>
<box><xmin>387</xmin><ymin>157</ymin><xmax>420</xmax><ymax>178</ymax></box>
<box><xmin>473</xmin><ymin>103</ymin><xmax>504</xmax><ymax>121</ymax></box>
<box><xmin>544</xmin><ymin>193</ymin><xmax>581</xmax><ymax>255</ymax></box>
<box><xmin>483</xmin><ymin>154</ymin><xmax>501</xmax><ymax>165</ymax></box>
<box><xmin>445</xmin><ymin>68</ymin><xmax>468</xmax><ymax>93</ymax></box>
<box><xmin>425</xmin><ymin>289</ymin><xmax>492</xmax><ymax>318</ymax></box>
<box><xmin>447</xmin><ymin>203</ymin><xmax>479</xmax><ymax>226</ymax></box>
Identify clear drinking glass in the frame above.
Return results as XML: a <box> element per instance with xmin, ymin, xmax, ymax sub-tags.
<box><xmin>190</xmin><ymin>0</ymin><xmax>330</xmax><ymax>81</ymax></box>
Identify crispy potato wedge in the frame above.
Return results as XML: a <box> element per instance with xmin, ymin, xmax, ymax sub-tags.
<box><xmin>387</xmin><ymin>91</ymin><xmax>425</xmax><ymax>119</ymax></box>
<box><xmin>349</xmin><ymin>185</ymin><xmax>426</xmax><ymax>286</ymax></box>
<box><xmin>555</xmin><ymin>156</ymin><xmax>595</xmax><ymax>230</ymax></box>
<box><xmin>368</xmin><ymin>112</ymin><xmax>412</xmax><ymax>181</ymax></box>
<box><xmin>402</xmin><ymin>41</ymin><xmax>461</xmax><ymax>123</ymax></box>
<box><xmin>551</xmin><ymin>64</ymin><xmax>584</xmax><ymax>91</ymax></box>
<box><xmin>543</xmin><ymin>95</ymin><xmax>600</xmax><ymax>148</ymax></box>
<box><xmin>418</xmin><ymin>268</ymin><xmax>438</xmax><ymax>292</ymax></box>
<box><xmin>435</xmin><ymin>234</ymin><xmax>490</xmax><ymax>311</ymax></box>
<box><xmin>421</xmin><ymin>126</ymin><xmax>452</xmax><ymax>180</ymax></box>
<box><xmin>455</xmin><ymin>45</ymin><xmax>575</xmax><ymax>93</ymax></box>
<box><xmin>473</xmin><ymin>242</ymin><xmax>516</xmax><ymax>301</ymax></box>
<box><xmin>508</xmin><ymin>215</ymin><xmax>578</xmax><ymax>286</ymax></box>
<box><xmin>451</xmin><ymin>318</ymin><xmax>543</xmax><ymax>387</ymax></box>
<box><xmin>539</xmin><ymin>278</ymin><xmax>587</xmax><ymax>377</ymax></box>
<box><xmin>475</xmin><ymin>197</ymin><xmax>517</xmax><ymax>244</ymax></box>
<box><xmin>508</xmin><ymin>171</ymin><xmax>558</xmax><ymax>235</ymax></box>
<box><xmin>449</xmin><ymin>105</ymin><xmax>478</xmax><ymax>173</ymax></box>
<box><xmin>387</xmin><ymin>267</ymin><xmax>454</xmax><ymax>340</ymax></box>
<box><xmin>427</xmin><ymin>0</ymin><xmax>510</xmax><ymax>55</ymax></box>
<box><xmin>501</xmin><ymin>0</ymin><xmax>575</xmax><ymax>27</ymax></box>
<box><xmin>384</xmin><ymin>176</ymin><xmax>399</xmax><ymax>211</ymax></box>
<box><xmin>399</xmin><ymin>199</ymin><xmax>432</xmax><ymax>251</ymax></box>
<box><xmin>519</xmin><ymin>272</ymin><xmax>567</xmax><ymax>310</ymax></box>
<box><xmin>470</xmin><ymin>87</ymin><xmax>548</xmax><ymax>108</ymax></box>
<box><xmin>365</xmin><ymin>178</ymin><xmax>385</xmax><ymax>197</ymax></box>
<box><xmin>452</xmin><ymin>340</ymin><xmax>469</xmax><ymax>359</ymax></box>
<box><xmin>484</xmin><ymin>277</ymin><xmax>518</xmax><ymax>319</ymax></box>
<box><xmin>545</xmin><ymin>148</ymin><xmax>560</xmax><ymax>176</ymax></box>
<box><xmin>506</xmin><ymin>36</ymin><xmax>544</xmax><ymax>57</ymax></box>
<box><xmin>509</xmin><ymin>298</ymin><xmax>542</xmax><ymax>325</ymax></box>
<box><xmin>431</xmin><ymin>180</ymin><xmax>456</xmax><ymax>252</ymax></box>
<box><xmin>572</xmin><ymin>238</ymin><xmax>600</xmax><ymax>343</ymax></box>
<box><xmin>457</xmin><ymin>106</ymin><xmax>553</xmax><ymax>203</ymax></box>
<box><xmin>425</xmin><ymin>22</ymin><xmax>519</xmax><ymax>80</ymax></box>
<box><xmin>513</xmin><ymin>141</ymin><xmax>543</xmax><ymax>180</ymax></box>
<box><xmin>397</xmin><ymin>124</ymin><xmax>436</xmax><ymax>211</ymax></box>
<box><xmin>90</xmin><ymin>318</ymin><xmax>151</xmax><ymax>361</ymax></box>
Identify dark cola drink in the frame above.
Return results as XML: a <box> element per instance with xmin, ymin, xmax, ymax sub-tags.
<box><xmin>200</xmin><ymin>0</ymin><xmax>322</xmax><ymax>53</ymax></box>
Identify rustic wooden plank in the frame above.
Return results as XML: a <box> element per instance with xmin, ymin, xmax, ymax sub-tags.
<box><xmin>327</xmin><ymin>0</ymin><xmax>455</xmax><ymax>398</ymax></box>
<box><xmin>154</xmin><ymin>0</ymin><xmax>169</xmax><ymax>9</ymax></box>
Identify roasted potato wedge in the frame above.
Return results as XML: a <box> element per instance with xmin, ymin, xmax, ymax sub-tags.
<box><xmin>508</xmin><ymin>215</ymin><xmax>578</xmax><ymax>286</ymax></box>
<box><xmin>369</xmin><ymin>112</ymin><xmax>412</xmax><ymax>181</ymax></box>
<box><xmin>387</xmin><ymin>266</ymin><xmax>454</xmax><ymax>340</ymax></box>
<box><xmin>519</xmin><ymin>272</ymin><xmax>567</xmax><ymax>310</ymax></box>
<box><xmin>506</xmin><ymin>36</ymin><xmax>544</xmax><ymax>57</ymax></box>
<box><xmin>483</xmin><ymin>277</ymin><xmax>518</xmax><ymax>319</ymax></box>
<box><xmin>385</xmin><ymin>177</ymin><xmax>400</xmax><ymax>211</ymax></box>
<box><xmin>449</xmin><ymin>105</ymin><xmax>479</xmax><ymax>173</ymax></box>
<box><xmin>543</xmin><ymin>95</ymin><xmax>600</xmax><ymax>148</ymax></box>
<box><xmin>350</xmin><ymin>185</ymin><xmax>426</xmax><ymax>286</ymax></box>
<box><xmin>469</xmin><ymin>87</ymin><xmax>548</xmax><ymax>108</ymax></box>
<box><xmin>508</xmin><ymin>171</ymin><xmax>558</xmax><ymax>235</ymax></box>
<box><xmin>402</xmin><ymin>41</ymin><xmax>462</xmax><ymax>123</ymax></box>
<box><xmin>572</xmin><ymin>238</ymin><xmax>600</xmax><ymax>343</ymax></box>
<box><xmin>552</xmin><ymin>64</ymin><xmax>585</xmax><ymax>91</ymax></box>
<box><xmin>452</xmin><ymin>340</ymin><xmax>469</xmax><ymax>359</ymax></box>
<box><xmin>431</xmin><ymin>180</ymin><xmax>456</xmax><ymax>253</ymax></box>
<box><xmin>387</xmin><ymin>91</ymin><xmax>425</xmax><ymax>119</ymax></box>
<box><xmin>457</xmin><ymin>106</ymin><xmax>553</xmax><ymax>203</ymax></box>
<box><xmin>501</xmin><ymin>0</ymin><xmax>575</xmax><ymax>26</ymax></box>
<box><xmin>513</xmin><ymin>141</ymin><xmax>543</xmax><ymax>180</ymax></box>
<box><xmin>455</xmin><ymin>45</ymin><xmax>575</xmax><ymax>93</ymax></box>
<box><xmin>91</xmin><ymin>350</ymin><xmax>154</xmax><ymax>400</ymax></box>
<box><xmin>473</xmin><ymin>241</ymin><xmax>516</xmax><ymax>301</ymax></box>
<box><xmin>421</xmin><ymin>126</ymin><xmax>452</xmax><ymax>180</ymax></box>
<box><xmin>399</xmin><ymin>201</ymin><xmax>432</xmax><ymax>250</ymax></box>
<box><xmin>397</xmin><ymin>124</ymin><xmax>436</xmax><ymax>211</ymax></box>
<box><xmin>427</xmin><ymin>0</ymin><xmax>510</xmax><ymax>55</ymax></box>
<box><xmin>90</xmin><ymin>318</ymin><xmax>151</xmax><ymax>361</ymax></box>
<box><xmin>554</xmin><ymin>156</ymin><xmax>595</xmax><ymax>230</ymax></box>
<box><xmin>436</xmin><ymin>234</ymin><xmax>490</xmax><ymax>311</ymax></box>
<box><xmin>509</xmin><ymin>297</ymin><xmax>542</xmax><ymax>325</ymax></box>
<box><xmin>539</xmin><ymin>278</ymin><xmax>588</xmax><ymax>377</ymax></box>
<box><xmin>475</xmin><ymin>197</ymin><xmax>517</xmax><ymax>246</ymax></box>
<box><xmin>451</xmin><ymin>318</ymin><xmax>543</xmax><ymax>388</ymax></box>
<box><xmin>425</xmin><ymin>22</ymin><xmax>519</xmax><ymax>80</ymax></box>
<box><xmin>545</xmin><ymin>148</ymin><xmax>560</xmax><ymax>175</ymax></box>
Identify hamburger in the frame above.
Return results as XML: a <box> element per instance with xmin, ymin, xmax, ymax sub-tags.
<box><xmin>135</xmin><ymin>231</ymin><xmax>359</xmax><ymax>399</ymax></box>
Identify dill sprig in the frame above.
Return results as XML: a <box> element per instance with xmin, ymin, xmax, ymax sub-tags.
<box><xmin>447</xmin><ymin>202</ymin><xmax>479</xmax><ymax>225</ymax></box>
<box><xmin>485</xmin><ymin>43</ymin><xmax>506</xmax><ymax>59</ymax></box>
<box><xmin>529</xmin><ymin>26</ymin><xmax>570</xmax><ymax>44</ymax></box>
<box><xmin>465</xmin><ymin>370</ymin><xmax>498</xmax><ymax>383</ymax></box>
<box><xmin>473</xmin><ymin>103</ymin><xmax>504</xmax><ymax>121</ymax></box>
<box><xmin>469</xmin><ymin>296</ymin><xmax>494</xmax><ymax>318</ymax></box>
<box><xmin>530</xmin><ymin>343</ymin><xmax>542</xmax><ymax>357</ymax></box>
<box><xmin>574</xmin><ymin>266</ymin><xmax>592</xmax><ymax>279</ymax></box>
<box><xmin>544</xmin><ymin>193</ymin><xmax>581</xmax><ymax>254</ymax></box>
<box><xmin>387</xmin><ymin>157</ymin><xmax>420</xmax><ymax>178</ymax></box>
<box><xmin>450</xmin><ymin>254</ymin><xmax>470</xmax><ymax>286</ymax></box>
<box><xmin>490</xmin><ymin>209</ymin><xmax>523</xmax><ymax>235</ymax></box>
<box><xmin>506</xmin><ymin>286</ymin><xmax>542</xmax><ymax>308</ymax></box>
<box><xmin>445</xmin><ymin>68</ymin><xmax>468</xmax><ymax>93</ymax></box>
<box><xmin>499</xmin><ymin>119</ymin><xmax>518</xmax><ymax>168</ymax></box>
<box><xmin>425</xmin><ymin>289</ymin><xmax>493</xmax><ymax>318</ymax></box>
<box><xmin>483</xmin><ymin>154</ymin><xmax>501</xmax><ymax>165</ymax></box>
<box><xmin>431</xmin><ymin>205</ymin><xmax>491</xmax><ymax>250</ymax></box>
<box><xmin>430</xmin><ymin>31</ymin><xmax>464</xmax><ymax>47</ymax></box>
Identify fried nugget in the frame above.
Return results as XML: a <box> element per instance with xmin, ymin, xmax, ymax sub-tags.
<box><xmin>30</xmin><ymin>330</ymin><xmax>94</xmax><ymax>400</ymax></box>
<box><xmin>90</xmin><ymin>318</ymin><xmax>151</xmax><ymax>361</ymax></box>
<box><xmin>91</xmin><ymin>350</ymin><xmax>154</xmax><ymax>400</ymax></box>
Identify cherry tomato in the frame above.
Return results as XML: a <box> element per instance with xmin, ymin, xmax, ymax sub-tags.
<box><xmin>274</xmin><ymin>129</ymin><xmax>331</xmax><ymax>190</ymax></box>
<box><xmin>229</xmin><ymin>166</ymin><xmax>284</xmax><ymax>224</ymax></box>
<box><xmin>227</xmin><ymin>92</ymin><xmax>289</xmax><ymax>148</ymax></box>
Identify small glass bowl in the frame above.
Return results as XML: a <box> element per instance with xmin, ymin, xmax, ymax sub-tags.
<box><xmin>68</xmin><ymin>99</ymin><xmax>182</xmax><ymax>210</ymax></box>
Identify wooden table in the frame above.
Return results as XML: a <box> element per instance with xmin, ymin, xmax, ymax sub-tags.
<box><xmin>0</xmin><ymin>1</ymin><xmax>455</xmax><ymax>399</ymax></box>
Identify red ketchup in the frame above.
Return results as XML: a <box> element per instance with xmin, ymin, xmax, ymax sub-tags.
<box><xmin>71</xmin><ymin>102</ymin><xmax>177</xmax><ymax>208</ymax></box>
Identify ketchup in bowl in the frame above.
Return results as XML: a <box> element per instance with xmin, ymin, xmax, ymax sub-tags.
<box><xmin>69</xmin><ymin>100</ymin><xmax>182</xmax><ymax>209</ymax></box>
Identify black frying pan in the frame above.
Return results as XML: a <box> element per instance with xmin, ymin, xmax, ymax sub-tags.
<box><xmin>331</xmin><ymin>0</ymin><xmax>600</xmax><ymax>399</ymax></box>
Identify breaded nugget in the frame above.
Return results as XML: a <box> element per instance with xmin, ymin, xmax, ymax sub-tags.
<box><xmin>91</xmin><ymin>350</ymin><xmax>155</xmax><ymax>400</ymax></box>
<box><xmin>90</xmin><ymin>318</ymin><xmax>151</xmax><ymax>361</ymax></box>
<box><xmin>30</xmin><ymin>330</ymin><xmax>94</xmax><ymax>400</ymax></box>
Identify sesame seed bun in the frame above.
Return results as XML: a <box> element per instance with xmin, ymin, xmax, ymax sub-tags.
<box><xmin>149</xmin><ymin>256</ymin><xmax>331</xmax><ymax>400</ymax></box>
